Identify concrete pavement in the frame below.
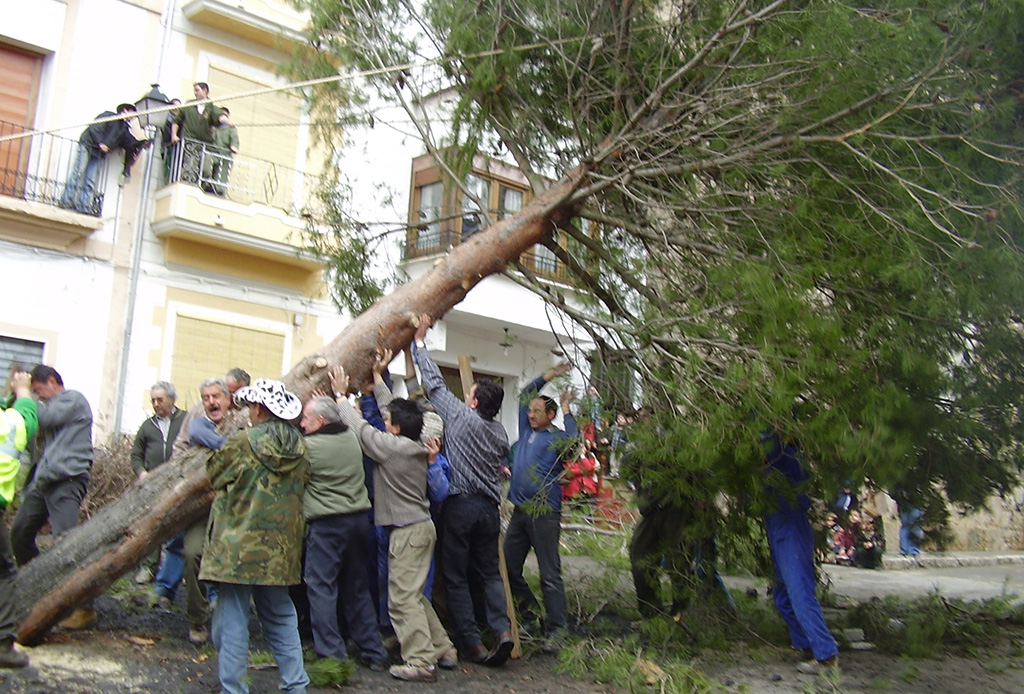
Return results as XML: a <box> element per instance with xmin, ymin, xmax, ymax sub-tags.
<box><xmin>719</xmin><ymin>551</ymin><xmax>1024</xmax><ymax>605</ymax></box>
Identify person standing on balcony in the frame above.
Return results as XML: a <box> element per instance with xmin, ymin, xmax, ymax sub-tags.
<box><xmin>210</xmin><ymin>107</ymin><xmax>239</xmax><ymax>197</ymax></box>
<box><xmin>61</xmin><ymin>103</ymin><xmax>137</xmax><ymax>214</ymax></box>
<box><xmin>161</xmin><ymin>98</ymin><xmax>182</xmax><ymax>183</ymax></box>
<box><xmin>170</xmin><ymin>82</ymin><xmax>231</xmax><ymax>191</ymax></box>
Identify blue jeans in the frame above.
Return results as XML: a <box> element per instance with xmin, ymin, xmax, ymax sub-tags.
<box><xmin>211</xmin><ymin>583</ymin><xmax>309</xmax><ymax>694</ymax></box>
<box><xmin>61</xmin><ymin>145</ymin><xmax>103</xmax><ymax>214</ymax></box>
<box><xmin>155</xmin><ymin>533</ymin><xmax>185</xmax><ymax>598</ymax></box>
<box><xmin>899</xmin><ymin>507</ymin><xmax>924</xmax><ymax>556</ymax></box>
<box><xmin>765</xmin><ymin>509</ymin><xmax>838</xmax><ymax>662</ymax></box>
<box><xmin>503</xmin><ymin>507</ymin><xmax>568</xmax><ymax>630</ymax></box>
<box><xmin>154</xmin><ymin>524</ymin><xmax>217</xmax><ymax>626</ymax></box>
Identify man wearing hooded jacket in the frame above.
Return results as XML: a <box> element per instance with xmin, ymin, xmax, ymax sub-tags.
<box><xmin>0</xmin><ymin>370</ymin><xmax>35</xmax><ymax>668</ymax></box>
<box><xmin>200</xmin><ymin>379</ymin><xmax>310</xmax><ymax>694</ymax></box>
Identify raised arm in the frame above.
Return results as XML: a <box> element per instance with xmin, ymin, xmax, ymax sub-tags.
<box><xmin>9</xmin><ymin>371</ymin><xmax>36</xmax><ymax>441</ymax></box>
<box><xmin>412</xmin><ymin>314</ymin><xmax>464</xmax><ymax>420</ymax></box>
<box><xmin>37</xmin><ymin>391</ymin><xmax>90</xmax><ymax>430</ymax></box>
<box><xmin>561</xmin><ymin>388</ymin><xmax>578</xmax><ymax>437</ymax></box>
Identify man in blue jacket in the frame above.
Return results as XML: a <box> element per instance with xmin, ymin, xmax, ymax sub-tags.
<box><xmin>504</xmin><ymin>363</ymin><xmax>576</xmax><ymax>652</ymax></box>
<box><xmin>763</xmin><ymin>429</ymin><xmax>839</xmax><ymax>675</ymax></box>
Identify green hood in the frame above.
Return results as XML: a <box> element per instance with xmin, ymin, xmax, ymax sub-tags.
<box><xmin>247</xmin><ymin>419</ymin><xmax>307</xmax><ymax>474</ymax></box>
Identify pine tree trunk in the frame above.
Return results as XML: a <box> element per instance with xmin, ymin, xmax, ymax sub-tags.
<box><xmin>13</xmin><ymin>171</ymin><xmax>583</xmax><ymax>644</ymax></box>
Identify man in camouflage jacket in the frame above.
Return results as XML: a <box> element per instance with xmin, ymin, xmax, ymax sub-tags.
<box><xmin>199</xmin><ymin>379</ymin><xmax>310</xmax><ymax>694</ymax></box>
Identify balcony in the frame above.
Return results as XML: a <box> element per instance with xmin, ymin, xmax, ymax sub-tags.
<box><xmin>182</xmin><ymin>0</ymin><xmax>307</xmax><ymax>51</ymax></box>
<box><xmin>153</xmin><ymin>138</ymin><xmax>323</xmax><ymax>285</ymax></box>
<box><xmin>0</xmin><ymin>120</ymin><xmax>105</xmax><ymax>248</ymax></box>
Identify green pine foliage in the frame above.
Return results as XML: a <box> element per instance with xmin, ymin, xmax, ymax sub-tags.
<box><xmin>286</xmin><ymin>0</ymin><xmax>1024</xmax><ymax>536</ymax></box>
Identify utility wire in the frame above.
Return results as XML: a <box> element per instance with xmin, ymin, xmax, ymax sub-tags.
<box><xmin>0</xmin><ymin>32</ymin><xmax>594</xmax><ymax>145</ymax></box>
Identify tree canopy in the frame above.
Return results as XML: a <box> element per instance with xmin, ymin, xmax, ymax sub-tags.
<box><xmin>289</xmin><ymin>0</ymin><xmax>1024</xmax><ymax>524</ymax></box>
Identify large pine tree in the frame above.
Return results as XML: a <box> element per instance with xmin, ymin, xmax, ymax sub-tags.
<box><xmin>293</xmin><ymin>0</ymin><xmax>1024</xmax><ymax>515</ymax></box>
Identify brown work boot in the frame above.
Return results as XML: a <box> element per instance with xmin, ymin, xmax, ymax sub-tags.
<box><xmin>437</xmin><ymin>647</ymin><xmax>459</xmax><ymax>670</ymax></box>
<box><xmin>188</xmin><ymin>626</ymin><xmax>208</xmax><ymax>645</ymax></box>
<box><xmin>464</xmin><ymin>642</ymin><xmax>488</xmax><ymax>664</ymax></box>
<box><xmin>0</xmin><ymin>639</ymin><xmax>28</xmax><ymax>669</ymax></box>
<box><xmin>59</xmin><ymin>608</ymin><xmax>98</xmax><ymax>630</ymax></box>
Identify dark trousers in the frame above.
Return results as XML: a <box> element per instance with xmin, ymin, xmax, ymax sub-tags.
<box><xmin>765</xmin><ymin>508</ymin><xmax>838</xmax><ymax>661</ymax></box>
<box><xmin>629</xmin><ymin>504</ymin><xmax>693</xmax><ymax>617</ymax></box>
<box><xmin>0</xmin><ymin>506</ymin><xmax>16</xmax><ymax>641</ymax></box>
<box><xmin>305</xmin><ymin>511</ymin><xmax>387</xmax><ymax>663</ymax></box>
<box><xmin>503</xmin><ymin>507</ymin><xmax>568</xmax><ymax>630</ymax></box>
<box><xmin>440</xmin><ymin>494</ymin><xmax>510</xmax><ymax>650</ymax></box>
<box><xmin>11</xmin><ymin>475</ymin><xmax>88</xmax><ymax>566</ymax></box>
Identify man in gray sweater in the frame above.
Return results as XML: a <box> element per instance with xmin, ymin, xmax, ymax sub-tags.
<box><xmin>12</xmin><ymin>365</ymin><xmax>95</xmax><ymax>628</ymax></box>
<box><xmin>330</xmin><ymin>364</ymin><xmax>457</xmax><ymax>683</ymax></box>
<box><xmin>300</xmin><ymin>395</ymin><xmax>388</xmax><ymax>671</ymax></box>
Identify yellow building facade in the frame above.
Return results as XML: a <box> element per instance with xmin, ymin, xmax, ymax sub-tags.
<box><xmin>0</xmin><ymin>0</ymin><xmax>342</xmax><ymax>435</ymax></box>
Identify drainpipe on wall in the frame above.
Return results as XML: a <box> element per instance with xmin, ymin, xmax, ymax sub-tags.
<box><xmin>112</xmin><ymin>0</ymin><xmax>177</xmax><ymax>434</ymax></box>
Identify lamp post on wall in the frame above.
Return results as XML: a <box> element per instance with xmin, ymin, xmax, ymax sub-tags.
<box><xmin>113</xmin><ymin>84</ymin><xmax>173</xmax><ymax>435</ymax></box>
<box><xmin>134</xmin><ymin>83</ymin><xmax>173</xmax><ymax>131</ymax></box>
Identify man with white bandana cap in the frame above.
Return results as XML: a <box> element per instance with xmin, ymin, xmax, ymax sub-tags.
<box><xmin>200</xmin><ymin>378</ymin><xmax>311</xmax><ymax>694</ymax></box>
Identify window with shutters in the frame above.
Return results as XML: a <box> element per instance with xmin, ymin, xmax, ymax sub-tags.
<box><xmin>405</xmin><ymin>154</ymin><xmax>569</xmax><ymax>283</ymax></box>
<box><xmin>0</xmin><ymin>335</ymin><xmax>45</xmax><ymax>378</ymax></box>
<box><xmin>169</xmin><ymin>315</ymin><xmax>286</xmax><ymax>408</ymax></box>
<box><xmin>0</xmin><ymin>43</ymin><xmax>44</xmax><ymax>203</ymax></box>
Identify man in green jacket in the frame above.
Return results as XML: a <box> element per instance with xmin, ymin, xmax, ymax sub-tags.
<box><xmin>0</xmin><ymin>369</ymin><xmax>34</xmax><ymax>668</ymax></box>
<box><xmin>300</xmin><ymin>395</ymin><xmax>388</xmax><ymax>670</ymax></box>
<box><xmin>130</xmin><ymin>381</ymin><xmax>186</xmax><ymax>584</ymax></box>
<box><xmin>210</xmin><ymin>106</ymin><xmax>239</xmax><ymax>197</ymax></box>
<box><xmin>169</xmin><ymin>82</ymin><xmax>231</xmax><ymax>189</ymax></box>
<box><xmin>200</xmin><ymin>378</ymin><xmax>310</xmax><ymax>694</ymax></box>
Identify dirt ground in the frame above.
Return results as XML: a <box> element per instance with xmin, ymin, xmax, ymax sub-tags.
<box><xmin>2</xmin><ymin>584</ymin><xmax>1023</xmax><ymax>694</ymax></box>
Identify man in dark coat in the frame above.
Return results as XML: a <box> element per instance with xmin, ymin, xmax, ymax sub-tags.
<box><xmin>129</xmin><ymin>381</ymin><xmax>186</xmax><ymax>583</ymax></box>
<box><xmin>61</xmin><ymin>103</ymin><xmax>137</xmax><ymax>214</ymax></box>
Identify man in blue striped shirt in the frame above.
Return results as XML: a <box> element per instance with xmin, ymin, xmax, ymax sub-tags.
<box><xmin>413</xmin><ymin>315</ymin><xmax>513</xmax><ymax>666</ymax></box>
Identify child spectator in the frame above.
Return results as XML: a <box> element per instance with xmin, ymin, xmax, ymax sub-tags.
<box><xmin>562</xmin><ymin>445</ymin><xmax>599</xmax><ymax>505</ymax></box>
<box><xmin>854</xmin><ymin>516</ymin><xmax>885</xmax><ymax>569</ymax></box>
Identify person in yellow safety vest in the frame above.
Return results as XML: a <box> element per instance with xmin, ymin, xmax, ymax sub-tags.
<box><xmin>0</xmin><ymin>369</ymin><xmax>36</xmax><ymax>668</ymax></box>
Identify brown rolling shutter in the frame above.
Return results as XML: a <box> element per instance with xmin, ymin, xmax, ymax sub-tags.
<box><xmin>0</xmin><ymin>44</ymin><xmax>43</xmax><ymax>198</ymax></box>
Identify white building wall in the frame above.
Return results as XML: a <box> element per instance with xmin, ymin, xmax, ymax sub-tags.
<box><xmin>0</xmin><ymin>240</ymin><xmax>114</xmax><ymax>432</ymax></box>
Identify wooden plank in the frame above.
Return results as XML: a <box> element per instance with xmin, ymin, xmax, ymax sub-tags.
<box><xmin>457</xmin><ymin>354</ymin><xmax>474</xmax><ymax>397</ymax></box>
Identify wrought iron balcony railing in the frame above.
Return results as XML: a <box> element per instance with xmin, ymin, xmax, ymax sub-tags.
<box><xmin>164</xmin><ymin>137</ymin><xmax>321</xmax><ymax>217</ymax></box>
<box><xmin>405</xmin><ymin>219</ymin><xmax>571</xmax><ymax>284</ymax></box>
<box><xmin>0</xmin><ymin>120</ymin><xmax>109</xmax><ymax>217</ymax></box>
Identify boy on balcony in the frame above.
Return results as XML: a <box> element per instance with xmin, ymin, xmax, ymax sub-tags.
<box><xmin>210</xmin><ymin>107</ymin><xmax>239</xmax><ymax>197</ymax></box>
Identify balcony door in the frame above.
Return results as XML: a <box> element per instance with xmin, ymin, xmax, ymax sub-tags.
<box><xmin>0</xmin><ymin>43</ymin><xmax>43</xmax><ymax>200</ymax></box>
